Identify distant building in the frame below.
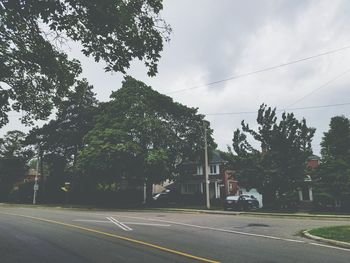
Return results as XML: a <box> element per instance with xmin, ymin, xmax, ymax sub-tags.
<box><xmin>297</xmin><ymin>155</ymin><xmax>321</xmax><ymax>209</ymax></box>
<box><xmin>179</xmin><ymin>151</ymin><xmax>228</xmax><ymax>199</ymax></box>
<box><xmin>306</xmin><ymin>155</ymin><xmax>321</xmax><ymax>169</ymax></box>
<box><xmin>24</xmin><ymin>168</ymin><xmax>40</xmax><ymax>182</ymax></box>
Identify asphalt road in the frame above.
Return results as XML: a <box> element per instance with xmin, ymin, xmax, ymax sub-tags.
<box><xmin>0</xmin><ymin>206</ymin><xmax>349</xmax><ymax>263</ymax></box>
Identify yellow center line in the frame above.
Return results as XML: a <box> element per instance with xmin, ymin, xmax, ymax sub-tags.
<box><xmin>1</xmin><ymin>212</ymin><xmax>220</xmax><ymax>263</ymax></box>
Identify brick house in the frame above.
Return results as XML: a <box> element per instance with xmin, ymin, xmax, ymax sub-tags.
<box><xmin>179</xmin><ymin>151</ymin><xmax>232</xmax><ymax>200</ymax></box>
<box><xmin>298</xmin><ymin>155</ymin><xmax>321</xmax><ymax>203</ymax></box>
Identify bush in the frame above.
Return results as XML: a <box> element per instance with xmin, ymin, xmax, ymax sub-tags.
<box><xmin>277</xmin><ymin>191</ymin><xmax>299</xmax><ymax>210</ymax></box>
<box><xmin>313</xmin><ymin>192</ymin><xmax>335</xmax><ymax>211</ymax></box>
<box><xmin>7</xmin><ymin>181</ymin><xmax>34</xmax><ymax>203</ymax></box>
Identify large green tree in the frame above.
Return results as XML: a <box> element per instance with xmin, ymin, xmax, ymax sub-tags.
<box><xmin>77</xmin><ymin>76</ymin><xmax>215</xmax><ymax>202</ymax></box>
<box><xmin>25</xmin><ymin>80</ymin><xmax>98</xmax><ymax>202</ymax></box>
<box><xmin>26</xmin><ymin>80</ymin><xmax>98</xmax><ymax>163</ymax></box>
<box><xmin>315</xmin><ymin>116</ymin><xmax>350</xmax><ymax>209</ymax></box>
<box><xmin>0</xmin><ymin>130</ymin><xmax>31</xmax><ymax>200</ymax></box>
<box><xmin>0</xmin><ymin>0</ymin><xmax>170</xmax><ymax>127</ymax></box>
<box><xmin>231</xmin><ymin>104</ymin><xmax>315</xmax><ymax>208</ymax></box>
<box><xmin>320</xmin><ymin>116</ymin><xmax>350</xmax><ymax>160</ymax></box>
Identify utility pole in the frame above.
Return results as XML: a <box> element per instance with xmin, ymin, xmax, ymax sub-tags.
<box><xmin>33</xmin><ymin>145</ymin><xmax>40</xmax><ymax>205</ymax></box>
<box><xmin>203</xmin><ymin>121</ymin><xmax>210</xmax><ymax>209</ymax></box>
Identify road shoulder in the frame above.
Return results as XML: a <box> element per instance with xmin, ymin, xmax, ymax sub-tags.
<box><xmin>303</xmin><ymin>229</ymin><xmax>350</xmax><ymax>249</ymax></box>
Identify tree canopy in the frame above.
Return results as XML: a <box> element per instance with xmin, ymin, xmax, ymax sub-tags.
<box><xmin>77</xmin><ymin>76</ymin><xmax>215</xmax><ymax>201</ymax></box>
<box><xmin>320</xmin><ymin>116</ymin><xmax>350</xmax><ymax>160</ymax></box>
<box><xmin>24</xmin><ymin>80</ymin><xmax>98</xmax><ymax>202</ymax></box>
<box><xmin>0</xmin><ymin>130</ymin><xmax>31</xmax><ymax>200</ymax></box>
<box><xmin>315</xmin><ymin>116</ymin><xmax>350</xmax><ymax>209</ymax></box>
<box><xmin>230</xmin><ymin>104</ymin><xmax>315</xmax><ymax>207</ymax></box>
<box><xmin>0</xmin><ymin>0</ymin><xmax>170</xmax><ymax>127</ymax></box>
<box><xmin>26</xmin><ymin>79</ymin><xmax>98</xmax><ymax>162</ymax></box>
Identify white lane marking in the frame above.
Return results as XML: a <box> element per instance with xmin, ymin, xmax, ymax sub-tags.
<box><xmin>122</xmin><ymin>222</ymin><xmax>171</xmax><ymax>227</ymax></box>
<box><xmin>73</xmin><ymin>219</ymin><xmax>109</xmax><ymax>223</ymax></box>
<box><xmin>81</xmin><ymin>213</ymin><xmax>350</xmax><ymax>252</ymax></box>
<box><xmin>106</xmin><ymin>214</ymin><xmax>305</xmax><ymax>243</ymax></box>
<box><xmin>102</xmin><ymin>214</ymin><xmax>350</xmax><ymax>252</ymax></box>
<box><xmin>107</xmin><ymin>217</ymin><xmax>132</xmax><ymax>231</ymax></box>
<box><xmin>106</xmin><ymin>217</ymin><xmax>125</xmax><ymax>230</ymax></box>
<box><xmin>73</xmin><ymin>219</ymin><xmax>170</xmax><ymax>227</ymax></box>
<box><xmin>309</xmin><ymin>242</ymin><xmax>350</xmax><ymax>252</ymax></box>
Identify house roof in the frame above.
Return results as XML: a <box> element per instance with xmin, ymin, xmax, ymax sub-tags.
<box><xmin>181</xmin><ymin>150</ymin><xmax>227</xmax><ymax>166</ymax></box>
<box><xmin>307</xmin><ymin>155</ymin><xmax>321</xmax><ymax>160</ymax></box>
<box><xmin>209</xmin><ymin>150</ymin><xmax>227</xmax><ymax>164</ymax></box>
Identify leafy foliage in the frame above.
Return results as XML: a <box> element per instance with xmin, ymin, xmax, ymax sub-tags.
<box><xmin>320</xmin><ymin>116</ymin><xmax>350</xmax><ymax>160</ymax></box>
<box><xmin>231</xmin><ymin>104</ymin><xmax>315</xmax><ymax>207</ymax></box>
<box><xmin>25</xmin><ymin>81</ymin><xmax>98</xmax><ymax>202</ymax></box>
<box><xmin>0</xmin><ymin>130</ymin><xmax>31</xmax><ymax>201</ymax></box>
<box><xmin>0</xmin><ymin>1</ymin><xmax>82</xmax><ymax>126</ymax></box>
<box><xmin>315</xmin><ymin>116</ymin><xmax>350</xmax><ymax>209</ymax></box>
<box><xmin>77</xmin><ymin>76</ymin><xmax>214</xmax><ymax>201</ymax></box>
<box><xmin>26</xmin><ymin>80</ymin><xmax>98</xmax><ymax>161</ymax></box>
<box><xmin>0</xmin><ymin>0</ymin><xmax>170</xmax><ymax>126</ymax></box>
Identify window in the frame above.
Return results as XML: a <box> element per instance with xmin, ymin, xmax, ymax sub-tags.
<box><xmin>209</xmin><ymin>165</ymin><xmax>218</xmax><ymax>174</ymax></box>
<box><xmin>196</xmin><ymin>165</ymin><xmax>203</xmax><ymax>175</ymax></box>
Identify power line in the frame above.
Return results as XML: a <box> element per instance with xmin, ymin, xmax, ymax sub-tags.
<box><xmin>205</xmin><ymin>102</ymin><xmax>350</xmax><ymax>116</ymax></box>
<box><xmin>167</xmin><ymin>44</ymin><xmax>350</xmax><ymax>95</ymax></box>
<box><xmin>285</xmin><ymin>68</ymin><xmax>350</xmax><ymax>108</ymax></box>
<box><xmin>205</xmin><ymin>67</ymin><xmax>350</xmax><ymax>116</ymax></box>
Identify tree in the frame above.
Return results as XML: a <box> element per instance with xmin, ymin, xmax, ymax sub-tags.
<box><xmin>77</xmin><ymin>76</ymin><xmax>215</xmax><ymax>203</ymax></box>
<box><xmin>0</xmin><ymin>0</ymin><xmax>171</xmax><ymax>127</ymax></box>
<box><xmin>26</xmin><ymin>80</ymin><xmax>98</xmax><ymax>163</ymax></box>
<box><xmin>0</xmin><ymin>130</ymin><xmax>31</xmax><ymax>201</ymax></box>
<box><xmin>25</xmin><ymin>80</ymin><xmax>98</xmax><ymax>202</ymax></box>
<box><xmin>0</xmin><ymin>130</ymin><xmax>27</xmax><ymax>157</ymax></box>
<box><xmin>231</xmin><ymin>104</ymin><xmax>315</xmax><ymax>208</ymax></box>
<box><xmin>320</xmin><ymin>116</ymin><xmax>350</xmax><ymax>160</ymax></box>
<box><xmin>315</xmin><ymin>116</ymin><xmax>350</xmax><ymax>209</ymax></box>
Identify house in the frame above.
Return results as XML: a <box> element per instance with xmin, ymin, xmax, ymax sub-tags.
<box><xmin>179</xmin><ymin>150</ymin><xmax>265</xmax><ymax>206</ymax></box>
<box><xmin>298</xmin><ymin>154</ymin><xmax>321</xmax><ymax>203</ymax></box>
<box><xmin>24</xmin><ymin>168</ymin><xmax>40</xmax><ymax>182</ymax></box>
<box><xmin>179</xmin><ymin>151</ymin><xmax>230</xmax><ymax>200</ymax></box>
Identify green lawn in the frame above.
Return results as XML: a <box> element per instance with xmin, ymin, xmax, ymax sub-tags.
<box><xmin>309</xmin><ymin>225</ymin><xmax>350</xmax><ymax>243</ymax></box>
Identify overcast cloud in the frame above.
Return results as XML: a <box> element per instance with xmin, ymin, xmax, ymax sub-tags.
<box><xmin>3</xmin><ymin>0</ymin><xmax>350</xmax><ymax>155</ymax></box>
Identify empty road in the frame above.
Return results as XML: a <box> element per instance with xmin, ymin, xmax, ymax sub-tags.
<box><xmin>0</xmin><ymin>205</ymin><xmax>349</xmax><ymax>262</ymax></box>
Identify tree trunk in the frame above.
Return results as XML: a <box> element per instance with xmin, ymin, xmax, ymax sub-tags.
<box><xmin>262</xmin><ymin>186</ymin><xmax>277</xmax><ymax>209</ymax></box>
<box><xmin>146</xmin><ymin>180</ymin><xmax>153</xmax><ymax>205</ymax></box>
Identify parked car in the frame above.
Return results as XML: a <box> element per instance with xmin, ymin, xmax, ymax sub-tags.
<box><xmin>153</xmin><ymin>190</ymin><xmax>171</xmax><ymax>202</ymax></box>
<box><xmin>224</xmin><ymin>195</ymin><xmax>259</xmax><ymax>211</ymax></box>
<box><xmin>152</xmin><ymin>189</ymin><xmax>177</xmax><ymax>204</ymax></box>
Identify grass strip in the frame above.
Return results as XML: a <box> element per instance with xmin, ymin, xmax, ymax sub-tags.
<box><xmin>309</xmin><ymin>225</ymin><xmax>350</xmax><ymax>243</ymax></box>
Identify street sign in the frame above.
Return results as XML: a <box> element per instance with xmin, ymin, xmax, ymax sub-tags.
<box><xmin>34</xmin><ymin>183</ymin><xmax>39</xmax><ymax>191</ymax></box>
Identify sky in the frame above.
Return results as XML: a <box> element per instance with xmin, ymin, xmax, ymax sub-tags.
<box><xmin>3</xmin><ymin>0</ymin><xmax>350</xmax><ymax>155</ymax></box>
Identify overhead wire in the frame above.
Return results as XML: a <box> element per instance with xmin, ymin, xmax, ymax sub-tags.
<box><xmin>205</xmin><ymin>102</ymin><xmax>350</xmax><ymax>116</ymax></box>
<box><xmin>166</xmin><ymin>44</ymin><xmax>350</xmax><ymax>95</ymax></box>
<box><xmin>285</xmin><ymin>68</ymin><xmax>350</xmax><ymax>109</ymax></box>
<box><xmin>204</xmin><ymin>66</ymin><xmax>350</xmax><ymax>116</ymax></box>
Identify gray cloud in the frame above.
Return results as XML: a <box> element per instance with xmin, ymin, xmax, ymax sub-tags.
<box><xmin>2</xmin><ymin>0</ymin><xmax>350</xmax><ymax>156</ymax></box>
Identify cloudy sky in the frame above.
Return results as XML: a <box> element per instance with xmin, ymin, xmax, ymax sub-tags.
<box><xmin>4</xmin><ymin>0</ymin><xmax>350</xmax><ymax>154</ymax></box>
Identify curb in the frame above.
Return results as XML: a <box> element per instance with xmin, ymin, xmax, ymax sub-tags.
<box><xmin>153</xmin><ymin>208</ymin><xmax>350</xmax><ymax>220</ymax></box>
<box><xmin>242</xmin><ymin>211</ymin><xmax>350</xmax><ymax>220</ymax></box>
<box><xmin>303</xmin><ymin>230</ymin><xmax>350</xmax><ymax>249</ymax></box>
<box><xmin>151</xmin><ymin>208</ymin><xmax>243</xmax><ymax>216</ymax></box>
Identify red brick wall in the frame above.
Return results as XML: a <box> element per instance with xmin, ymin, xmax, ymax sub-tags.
<box><xmin>307</xmin><ymin>159</ymin><xmax>319</xmax><ymax>169</ymax></box>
